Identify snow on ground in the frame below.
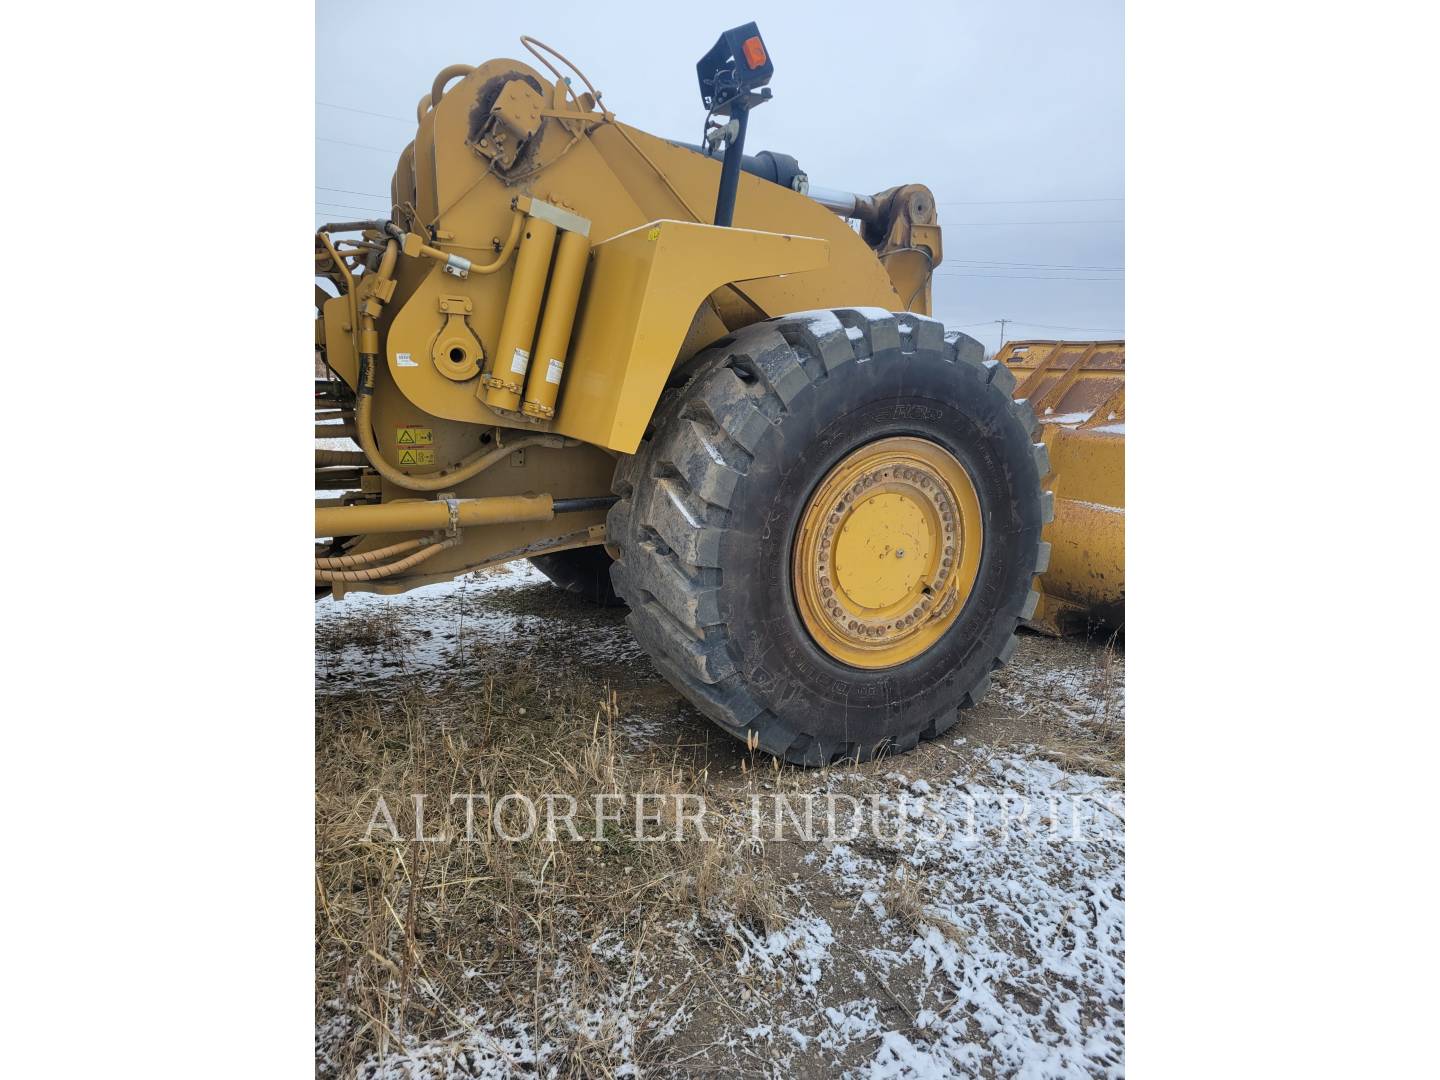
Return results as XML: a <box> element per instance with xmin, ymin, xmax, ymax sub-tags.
<box><xmin>992</xmin><ymin>637</ymin><xmax>1123</xmax><ymax>747</ymax></box>
<box><xmin>814</xmin><ymin>753</ymin><xmax>1124</xmax><ymax>1077</ymax></box>
<box><xmin>317</xmin><ymin>566</ymin><xmax>1124</xmax><ymax>1077</ymax></box>
<box><xmin>668</xmin><ymin>752</ymin><xmax>1124</xmax><ymax>1078</ymax></box>
<box><xmin>315</xmin><ymin>563</ymin><xmax>645</xmax><ymax>687</ymax></box>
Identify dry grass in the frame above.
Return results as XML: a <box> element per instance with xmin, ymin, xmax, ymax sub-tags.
<box><xmin>1031</xmin><ymin>632</ymin><xmax>1126</xmax><ymax>779</ymax></box>
<box><xmin>880</xmin><ymin>867</ymin><xmax>925</xmax><ymax>928</ymax></box>
<box><xmin>316</xmin><ymin>606</ymin><xmax>408</xmax><ymax>655</ymax></box>
<box><xmin>315</xmin><ymin>579</ymin><xmax>1127</xmax><ymax>1075</ymax></box>
<box><xmin>316</xmin><ymin>654</ymin><xmax>797</xmax><ymax>1077</ymax></box>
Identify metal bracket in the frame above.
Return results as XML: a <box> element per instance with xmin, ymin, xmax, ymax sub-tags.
<box><xmin>432</xmin><ymin>295</ymin><xmax>484</xmax><ymax>381</ymax></box>
<box><xmin>471</xmin><ymin>78</ymin><xmax>545</xmax><ymax>172</ymax></box>
<box><xmin>705</xmin><ymin>118</ymin><xmax>738</xmax><ymax>148</ymax></box>
<box><xmin>514</xmin><ymin>195</ymin><xmax>592</xmax><ymax>237</ymax></box>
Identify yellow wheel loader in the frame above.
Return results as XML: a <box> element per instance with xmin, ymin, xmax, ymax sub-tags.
<box><xmin>315</xmin><ymin>26</ymin><xmax>1111</xmax><ymax>763</ymax></box>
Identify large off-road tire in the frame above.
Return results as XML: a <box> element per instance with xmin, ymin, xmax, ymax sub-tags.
<box><xmin>528</xmin><ymin>547</ymin><xmax>624</xmax><ymax>607</ymax></box>
<box><xmin>607</xmin><ymin>308</ymin><xmax>1052</xmax><ymax>765</ymax></box>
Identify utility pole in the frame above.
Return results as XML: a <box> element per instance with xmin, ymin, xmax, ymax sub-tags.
<box><xmin>996</xmin><ymin>318</ymin><xmax>1010</xmax><ymax>355</ymax></box>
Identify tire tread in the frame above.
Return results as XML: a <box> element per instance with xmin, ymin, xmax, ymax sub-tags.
<box><xmin>607</xmin><ymin>313</ymin><xmax>1046</xmax><ymax>764</ymax></box>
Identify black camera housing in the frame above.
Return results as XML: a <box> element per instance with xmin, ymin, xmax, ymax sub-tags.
<box><xmin>696</xmin><ymin>23</ymin><xmax>773</xmax><ymax>112</ymax></box>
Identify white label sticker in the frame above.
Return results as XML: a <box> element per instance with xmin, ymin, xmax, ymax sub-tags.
<box><xmin>395</xmin><ymin>352</ymin><xmax>417</xmax><ymax>368</ymax></box>
<box><xmin>510</xmin><ymin>348</ymin><xmax>530</xmax><ymax>375</ymax></box>
<box><xmin>545</xmin><ymin>358</ymin><xmax>564</xmax><ymax>384</ymax></box>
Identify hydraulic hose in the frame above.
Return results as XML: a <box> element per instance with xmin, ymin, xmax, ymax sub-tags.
<box><xmin>354</xmin><ymin>360</ymin><xmax>565</xmax><ymax>492</ymax></box>
<box><xmin>382</xmin><ymin>213</ymin><xmax>524</xmax><ymax>277</ymax></box>
<box><xmin>349</xmin><ymin>236</ymin><xmax>567</xmax><ymax>492</ymax></box>
<box><xmin>316</xmin><ymin>536</ymin><xmax>458</xmax><ymax>584</ymax></box>
<box><xmin>318</xmin><ymin>219</ymin><xmax>389</xmax><ymax>234</ymax></box>
<box><xmin>315</xmin><ymin>537</ymin><xmax>427</xmax><ymax>570</ymax></box>
<box><xmin>460</xmin><ymin>212</ymin><xmax>525</xmax><ymax>274</ymax></box>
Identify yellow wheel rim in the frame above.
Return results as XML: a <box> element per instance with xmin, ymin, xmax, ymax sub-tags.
<box><xmin>792</xmin><ymin>436</ymin><xmax>984</xmax><ymax>669</ymax></box>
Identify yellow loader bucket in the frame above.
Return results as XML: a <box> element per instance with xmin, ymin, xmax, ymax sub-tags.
<box><xmin>999</xmin><ymin>340</ymin><xmax>1125</xmax><ymax>635</ymax></box>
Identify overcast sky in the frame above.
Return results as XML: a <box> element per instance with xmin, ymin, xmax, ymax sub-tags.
<box><xmin>317</xmin><ymin>0</ymin><xmax>1123</xmax><ymax>352</ymax></box>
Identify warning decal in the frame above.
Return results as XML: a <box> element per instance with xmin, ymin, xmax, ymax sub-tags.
<box><xmin>510</xmin><ymin>348</ymin><xmax>530</xmax><ymax>375</ymax></box>
<box><xmin>545</xmin><ymin>358</ymin><xmax>564</xmax><ymax>384</ymax></box>
<box><xmin>397</xmin><ymin>448</ymin><xmax>436</xmax><ymax>466</ymax></box>
<box><xmin>395</xmin><ymin>426</ymin><xmax>434</xmax><ymax>447</ymax></box>
<box><xmin>395</xmin><ymin>351</ymin><xmax>418</xmax><ymax>368</ymax></box>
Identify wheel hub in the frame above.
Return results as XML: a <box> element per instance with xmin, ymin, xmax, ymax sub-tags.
<box><xmin>792</xmin><ymin>436</ymin><xmax>983</xmax><ymax>669</ymax></box>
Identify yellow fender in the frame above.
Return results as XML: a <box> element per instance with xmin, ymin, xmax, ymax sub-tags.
<box><xmin>552</xmin><ymin>219</ymin><xmax>828</xmax><ymax>452</ymax></box>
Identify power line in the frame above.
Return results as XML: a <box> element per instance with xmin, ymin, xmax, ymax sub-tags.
<box><xmin>1011</xmin><ymin>320</ymin><xmax>1124</xmax><ymax>333</ymax></box>
<box><xmin>312</xmin><ymin>98</ymin><xmax>1115</xmax><ymax>221</ymax></box>
<box><xmin>939</xmin><ymin>197</ymin><xmax>1123</xmax><ymax>205</ymax></box>
<box><xmin>935</xmin><ymin>272</ymin><xmax>1123</xmax><ymax>282</ymax></box>
<box><xmin>937</xmin><ymin>269</ymin><xmax>1123</xmax><ymax>278</ymax></box>
<box><xmin>317</xmin><ymin>135</ymin><xmax>400</xmax><ymax>154</ymax></box>
<box><xmin>316</xmin><ymin>200</ymin><xmax>392</xmax><ymax>214</ymax></box>
<box><xmin>947</xmin><ymin>258</ymin><xmax>1124</xmax><ymax>272</ymax></box>
<box><xmin>317</xmin><ymin>185</ymin><xmax>390</xmax><ymax>200</ymax></box>
<box><xmin>944</xmin><ymin>220</ymin><xmax>1125</xmax><ymax>227</ymax></box>
<box><xmin>949</xmin><ymin>319</ymin><xmax>1124</xmax><ymax>334</ymax></box>
<box><xmin>317</xmin><ymin>100</ymin><xmax>413</xmax><ymax>124</ymax></box>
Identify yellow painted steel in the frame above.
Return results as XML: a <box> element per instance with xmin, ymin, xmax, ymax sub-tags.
<box><xmin>550</xmin><ymin>220</ymin><xmax>827</xmax><ymax>451</ymax></box>
<box><xmin>792</xmin><ymin>437</ymin><xmax>983</xmax><ymax>669</ymax></box>
<box><xmin>521</xmin><ymin>227</ymin><xmax>591</xmax><ymax>419</ymax></box>
<box><xmin>999</xmin><ymin>340</ymin><xmax>1125</xmax><ymax>634</ymax></box>
<box><xmin>315</xmin><ymin>493</ymin><xmax>553</xmax><ymax>538</ymax></box>
<box><xmin>352</xmin><ymin>53</ymin><xmax>924</xmax><ymax>436</ymax></box>
<box><xmin>483</xmin><ymin>215</ymin><xmax>558</xmax><ymax>411</ymax></box>
<box><xmin>321</xmin><ymin>294</ymin><xmax>357</xmax><ymax>387</ymax></box>
<box><xmin>402</xmin><ymin>214</ymin><xmax>525</xmax><ymax>276</ymax></box>
<box><xmin>315</xmin><ymin>38</ymin><xmax>949</xmax><ymax>595</ymax></box>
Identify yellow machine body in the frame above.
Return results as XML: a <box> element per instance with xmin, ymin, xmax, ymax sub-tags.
<box><xmin>312</xmin><ymin>32</ymin><xmax>1126</xmax><ymax>768</ymax></box>
<box><xmin>999</xmin><ymin>340</ymin><xmax>1125</xmax><ymax>634</ymax></box>
<box><xmin>315</xmin><ymin>40</ymin><xmax>945</xmax><ymax>595</ymax></box>
<box><xmin>314</xmin><ymin>44</ymin><xmax>1125</xmax><ymax>627</ymax></box>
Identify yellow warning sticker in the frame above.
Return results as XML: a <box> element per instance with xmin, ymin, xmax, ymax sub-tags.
<box><xmin>397</xmin><ymin>448</ymin><xmax>436</xmax><ymax>466</ymax></box>
<box><xmin>395</xmin><ymin>426</ymin><xmax>433</xmax><ymax>447</ymax></box>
